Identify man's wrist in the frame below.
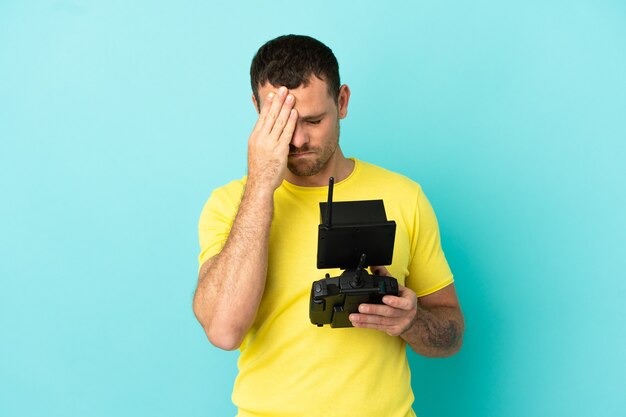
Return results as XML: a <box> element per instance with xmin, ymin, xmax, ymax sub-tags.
<box><xmin>399</xmin><ymin>303</ymin><xmax>420</xmax><ymax>341</ymax></box>
<box><xmin>244</xmin><ymin>178</ymin><xmax>278</xmax><ymax>202</ymax></box>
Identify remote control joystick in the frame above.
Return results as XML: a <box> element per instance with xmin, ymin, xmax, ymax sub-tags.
<box><xmin>350</xmin><ymin>254</ymin><xmax>367</xmax><ymax>288</ymax></box>
<box><xmin>309</xmin><ymin>177</ymin><xmax>399</xmax><ymax>328</ymax></box>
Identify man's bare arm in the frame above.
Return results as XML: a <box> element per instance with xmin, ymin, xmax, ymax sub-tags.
<box><xmin>398</xmin><ymin>285</ymin><xmax>464</xmax><ymax>357</ymax></box>
<box><xmin>349</xmin><ymin>267</ymin><xmax>464</xmax><ymax>357</ymax></box>
<box><xmin>193</xmin><ymin>87</ymin><xmax>297</xmax><ymax>350</ymax></box>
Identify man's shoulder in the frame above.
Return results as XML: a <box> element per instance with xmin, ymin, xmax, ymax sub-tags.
<box><xmin>355</xmin><ymin>159</ymin><xmax>423</xmax><ymax>194</ymax></box>
<box><xmin>205</xmin><ymin>176</ymin><xmax>247</xmax><ymax>206</ymax></box>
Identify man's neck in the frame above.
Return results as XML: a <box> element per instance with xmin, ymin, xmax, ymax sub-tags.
<box><xmin>285</xmin><ymin>148</ymin><xmax>354</xmax><ymax>187</ymax></box>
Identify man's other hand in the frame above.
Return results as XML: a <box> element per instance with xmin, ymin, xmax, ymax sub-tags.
<box><xmin>248</xmin><ymin>86</ymin><xmax>298</xmax><ymax>191</ymax></box>
<box><xmin>349</xmin><ymin>266</ymin><xmax>418</xmax><ymax>337</ymax></box>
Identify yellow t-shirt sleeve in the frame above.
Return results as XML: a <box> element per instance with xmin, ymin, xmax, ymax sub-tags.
<box><xmin>405</xmin><ymin>186</ymin><xmax>454</xmax><ymax>297</ymax></box>
<box><xmin>197</xmin><ymin>180</ymin><xmax>244</xmax><ymax>268</ymax></box>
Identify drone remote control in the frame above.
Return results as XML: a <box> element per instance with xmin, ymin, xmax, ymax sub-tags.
<box><xmin>309</xmin><ymin>177</ymin><xmax>399</xmax><ymax>328</ymax></box>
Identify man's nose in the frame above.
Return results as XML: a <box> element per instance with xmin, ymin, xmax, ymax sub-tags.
<box><xmin>290</xmin><ymin>124</ymin><xmax>308</xmax><ymax>149</ymax></box>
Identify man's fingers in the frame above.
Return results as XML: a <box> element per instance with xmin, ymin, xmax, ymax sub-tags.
<box><xmin>350</xmin><ymin>315</ymin><xmax>406</xmax><ymax>337</ymax></box>
<box><xmin>262</xmin><ymin>86</ymin><xmax>288</xmax><ymax>134</ymax></box>
<box><xmin>253</xmin><ymin>91</ymin><xmax>275</xmax><ymax>132</ymax></box>
<box><xmin>358</xmin><ymin>303</ymin><xmax>402</xmax><ymax>318</ymax></box>
<box><xmin>270</xmin><ymin>94</ymin><xmax>295</xmax><ymax>139</ymax></box>
<box><xmin>370</xmin><ymin>265</ymin><xmax>390</xmax><ymax>276</ymax></box>
<box><xmin>382</xmin><ymin>294</ymin><xmax>413</xmax><ymax>311</ymax></box>
<box><xmin>350</xmin><ymin>313</ymin><xmax>393</xmax><ymax>327</ymax></box>
<box><xmin>277</xmin><ymin>108</ymin><xmax>298</xmax><ymax>145</ymax></box>
<box><xmin>380</xmin><ymin>285</ymin><xmax>417</xmax><ymax>311</ymax></box>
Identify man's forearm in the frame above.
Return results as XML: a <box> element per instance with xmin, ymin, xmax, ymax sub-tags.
<box><xmin>401</xmin><ymin>305</ymin><xmax>464</xmax><ymax>358</ymax></box>
<box><xmin>193</xmin><ymin>182</ymin><xmax>274</xmax><ymax>350</ymax></box>
<box><xmin>193</xmin><ymin>86</ymin><xmax>297</xmax><ymax>350</ymax></box>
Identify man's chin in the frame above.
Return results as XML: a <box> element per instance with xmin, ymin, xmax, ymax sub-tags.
<box><xmin>288</xmin><ymin>157</ymin><xmax>323</xmax><ymax>177</ymax></box>
<box><xmin>287</xmin><ymin>165</ymin><xmax>318</xmax><ymax>177</ymax></box>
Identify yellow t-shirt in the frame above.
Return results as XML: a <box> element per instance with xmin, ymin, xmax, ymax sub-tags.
<box><xmin>198</xmin><ymin>159</ymin><xmax>454</xmax><ymax>417</ymax></box>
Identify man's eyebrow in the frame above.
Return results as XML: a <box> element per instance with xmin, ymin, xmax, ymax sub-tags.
<box><xmin>299</xmin><ymin>112</ymin><xmax>327</xmax><ymax>121</ymax></box>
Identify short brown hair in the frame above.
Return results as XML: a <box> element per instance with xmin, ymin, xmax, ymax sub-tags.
<box><xmin>250</xmin><ymin>34</ymin><xmax>341</xmax><ymax>107</ymax></box>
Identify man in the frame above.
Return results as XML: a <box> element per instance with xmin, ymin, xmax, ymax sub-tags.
<box><xmin>193</xmin><ymin>34</ymin><xmax>464</xmax><ymax>417</ymax></box>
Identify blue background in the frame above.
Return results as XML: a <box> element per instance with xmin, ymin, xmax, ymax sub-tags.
<box><xmin>1</xmin><ymin>1</ymin><xmax>625</xmax><ymax>416</ymax></box>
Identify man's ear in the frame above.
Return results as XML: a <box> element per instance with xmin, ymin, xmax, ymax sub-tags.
<box><xmin>338</xmin><ymin>84</ymin><xmax>351</xmax><ymax>119</ymax></box>
<box><xmin>252</xmin><ymin>93</ymin><xmax>260</xmax><ymax>114</ymax></box>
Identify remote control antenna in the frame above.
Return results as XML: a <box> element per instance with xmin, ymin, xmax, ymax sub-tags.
<box><xmin>324</xmin><ymin>177</ymin><xmax>334</xmax><ymax>228</ymax></box>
